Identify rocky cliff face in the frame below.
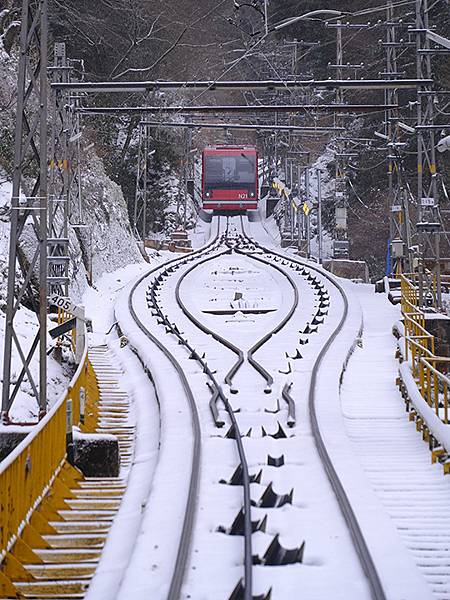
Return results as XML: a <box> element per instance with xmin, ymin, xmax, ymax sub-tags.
<box><xmin>69</xmin><ymin>150</ymin><xmax>143</xmax><ymax>302</ymax></box>
<box><xmin>0</xmin><ymin>39</ymin><xmax>143</xmax><ymax>305</ymax></box>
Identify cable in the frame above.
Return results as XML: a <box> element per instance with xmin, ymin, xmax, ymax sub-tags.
<box><xmin>348</xmin><ymin>178</ymin><xmax>370</xmax><ymax>209</ymax></box>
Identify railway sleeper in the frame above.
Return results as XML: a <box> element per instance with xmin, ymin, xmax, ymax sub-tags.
<box><xmin>228</xmin><ymin>578</ymin><xmax>272</xmax><ymax>600</ymax></box>
<box><xmin>303</xmin><ymin>324</ymin><xmax>318</xmax><ymax>335</ymax></box>
<box><xmin>253</xmin><ymin>534</ymin><xmax>305</xmax><ymax>566</ymax></box>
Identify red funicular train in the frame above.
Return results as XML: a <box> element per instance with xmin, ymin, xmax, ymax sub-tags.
<box><xmin>202</xmin><ymin>145</ymin><xmax>258</xmax><ymax>213</ymax></box>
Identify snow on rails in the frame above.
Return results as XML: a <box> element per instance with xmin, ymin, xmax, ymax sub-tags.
<box><xmin>105</xmin><ymin>215</ymin><xmax>432</xmax><ymax>600</ymax></box>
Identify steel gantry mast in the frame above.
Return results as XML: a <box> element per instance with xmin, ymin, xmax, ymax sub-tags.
<box><xmin>48</xmin><ymin>42</ymin><xmax>85</xmax><ymax>290</ymax></box>
<box><xmin>330</xmin><ymin>21</ymin><xmax>349</xmax><ymax>260</ymax></box>
<box><xmin>2</xmin><ymin>0</ymin><xmax>48</xmax><ymax>421</ymax></box>
<box><xmin>48</xmin><ymin>42</ymin><xmax>71</xmax><ymax>298</ymax></box>
<box><xmin>383</xmin><ymin>1</ymin><xmax>414</xmax><ymax>276</ymax></box>
<box><xmin>414</xmin><ymin>0</ymin><xmax>442</xmax><ymax>307</ymax></box>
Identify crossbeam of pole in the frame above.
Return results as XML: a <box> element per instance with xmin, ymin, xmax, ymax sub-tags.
<box><xmin>76</xmin><ymin>104</ymin><xmax>398</xmax><ymax>116</ymax></box>
<box><xmin>416</xmin><ymin>124</ymin><xmax>450</xmax><ymax>130</ymax></box>
<box><xmin>140</xmin><ymin>121</ymin><xmax>344</xmax><ymax>132</ymax></box>
<box><xmin>426</xmin><ymin>30</ymin><xmax>450</xmax><ymax>50</ymax></box>
<box><xmin>51</xmin><ymin>79</ymin><xmax>433</xmax><ymax>93</ymax></box>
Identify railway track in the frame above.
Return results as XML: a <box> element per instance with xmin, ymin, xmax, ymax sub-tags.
<box><xmin>113</xmin><ymin>215</ymin><xmax>399</xmax><ymax>599</ymax></box>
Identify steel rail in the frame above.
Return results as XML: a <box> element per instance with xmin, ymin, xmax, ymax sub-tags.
<box><xmin>125</xmin><ymin>222</ymin><xmax>223</xmax><ymax>600</ymax></box>
<box><xmin>174</xmin><ymin>248</ymin><xmax>244</xmax><ymax>387</ymax></box>
<box><xmin>245</xmin><ymin>233</ymin><xmax>387</xmax><ymax>600</ymax></box>
<box><xmin>168</xmin><ymin>229</ymin><xmax>305</xmax><ymax>598</ymax></box>
<box><xmin>138</xmin><ymin>229</ymin><xmax>252</xmax><ymax>599</ymax></box>
<box><xmin>168</xmin><ymin>231</ymin><xmax>307</xmax><ymax>597</ymax></box>
<box><xmin>233</xmin><ymin>245</ymin><xmax>299</xmax><ymax>390</ymax></box>
<box><xmin>127</xmin><ymin>214</ymin><xmax>385</xmax><ymax>599</ymax></box>
<box><xmin>172</xmin><ymin>239</ymin><xmax>253</xmax><ymax>599</ymax></box>
<box><xmin>174</xmin><ymin>219</ymin><xmax>385</xmax><ymax>598</ymax></box>
<box><xmin>174</xmin><ymin>232</ymin><xmax>300</xmax><ymax>391</ymax></box>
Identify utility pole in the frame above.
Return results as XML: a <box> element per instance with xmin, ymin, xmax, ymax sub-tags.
<box><xmin>264</xmin><ymin>0</ymin><xmax>269</xmax><ymax>35</ymax></box>
<box><xmin>330</xmin><ymin>21</ymin><xmax>349</xmax><ymax>260</ymax></box>
<box><xmin>183</xmin><ymin>129</ymin><xmax>192</xmax><ymax>229</ymax></box>
<box><xmin>317</xmin><ymin>169</ymin><xmax>323</xmax><ymax>264</ymax></box>
<box><xmin>382</xmin><ymin>1</ymin><xmax>414</xmax><ymax>277</ymax></box>
<box><xmin>2</xmin><ymin>0</ymin><xmax>48</xmax><ymax>422</ymax></box>
<box><xmin>297</xmin><ymin>165</ymin><xmax>302</xmax><ymax>249</ymax></box>
<box><xmin>68</xmin><ymin>91</ymin><xmax>84</xmax><ymax>226</ymax></box>
<box><xmin>305</xmin><ymin>166</ymin><xmax>311</xmax><ymax>259</ymax></box>
<box><xmin>134</xmin><ymin>123</ymin><xmax>151</xmax><ymax>242</ymax></box>
<box><xmin>327</xmin><ymin>20</ymin><xmax>369</xmax><ymax>261</ymax></box>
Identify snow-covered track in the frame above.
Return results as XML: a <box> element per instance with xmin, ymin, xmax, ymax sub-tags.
<box><xmin>116</xmin><ymin>215</ymin><xmax>399</xmax><ymax>599</ymax></box>
<box><xmin>122</xmin><ymin>224</ymin><xmax>306</xmax><ymax>599</ymax></box>
<box><xmin>127</xmin><ymin>295</ymin><xmax>201</xmax><ymax>600</ymax></box>
<box><xmin>152</xmin><ymin>220</ymin><xmax>372</xmax><ymax>598</ymax></box>
<box><xmin>129</xmin><ymin>233</ymin><xmax>255</xmax><ymax>598</ymax></box>
<box><xmin>123</xmin><ymin>225</ymin><xmax>225</xmax><ymax>600</ymax></box>
<box><xmin>239</xmin><ymin>227</ymin><xmax>387</xmax><ymax>600</ymax></box>
<box><xmin>171</xmin><ymin>251</ymin><xmax>254</xmax><ymax>599</ymax></box>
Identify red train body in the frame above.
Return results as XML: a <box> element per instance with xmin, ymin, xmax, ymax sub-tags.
<box><xmin>202</xmin><ymin>145</ymin><xmax>258</xmax><ymax>212</ymax></box>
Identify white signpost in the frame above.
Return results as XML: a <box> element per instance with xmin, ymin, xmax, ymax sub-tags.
<box><xmin>49</xmin><ymin>294</ymin><xmax>87</xmax><ymax>320</ymax></box>
<box><xmin>49</xmin><ymin>294</ymin><xmax>87</xmax><ymax>363</ymax></box>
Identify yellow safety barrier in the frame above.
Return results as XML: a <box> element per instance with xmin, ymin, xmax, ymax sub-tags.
<box><xmin>399</xmin><ymin>274</ymin><xmax>450</xmax><ymax>472</ymax></box>
<box><xmin>0</xmin><ymin>400</ymin><xmax>66</xmax><ymax>562</ymax></box>
<box><xmin>419</xmin><ymin>356</ymin><xmax>450</xmax><ymax>424</ymax></box>
<box><xmin>0</xmin><ymin>321</ymin><xmax>100</xmax><ymax>577</ymax></box>
<box><xmin>401</xmin><ymin>274</ymin><xmax>435</xmax><ymax>377</ymax></box>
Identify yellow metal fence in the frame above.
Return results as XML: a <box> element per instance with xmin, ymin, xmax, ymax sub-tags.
<box><xmin>0</xmin><ymin>323</ymin><xmax>100</xmax><ymax>562</ymax></box>
<box><xmin>399</xmin><ymin>274</ymin><xmax>450</xmax><ymax>467</ymax></box>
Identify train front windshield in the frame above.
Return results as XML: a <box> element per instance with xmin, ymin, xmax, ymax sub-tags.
<box><xmin>204</xmin><ymin>153</ymin><xmax>256</xmax><ymax>188</ymax></box>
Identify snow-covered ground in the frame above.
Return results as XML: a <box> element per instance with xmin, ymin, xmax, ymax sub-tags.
<box><xmin>98</xmin><ymin>214</ymin><xmax>430</xmax><ymax>599</ymax></box>
<box><xmin>342</xmin><ymin>285</ymin><xmax>450</xmax><ymax>599</ymax></box>
<box><xmin>2</xmin><ymin>204</ymin><xmax>449</xmax><ymax>600</ymax></box>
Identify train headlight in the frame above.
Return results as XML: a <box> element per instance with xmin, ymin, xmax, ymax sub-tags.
<box><xmin>205</xmin><ymin>192</ymin><xmax>210</xmax><ymax>197</ymax></box>
<box><xmin>250</xmin><ymin>192</ymin><xmax>255</xmax><ymax>197</ymax></box>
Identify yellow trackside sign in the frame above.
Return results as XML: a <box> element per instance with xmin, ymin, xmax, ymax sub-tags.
<box><xmin>303</xmin><ymin>202</ymin><xmax>310</xmax><ymax>216</ymax></box>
